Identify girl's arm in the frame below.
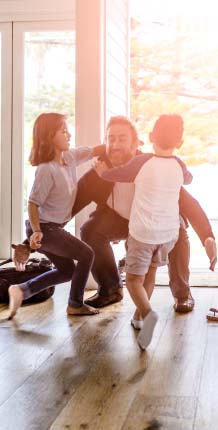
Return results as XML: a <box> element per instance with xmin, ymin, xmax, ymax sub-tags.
<box><xmin>28</xmin><ymin>201</ymin><xmax>43</xmax><ymax>250</ymax></box>
<box><xmin>92</xmin><ymin>144</ymin><xmax>106</xmax><ymax>158</ymax></box>
<box><xmin>71</xmin><ymin>145</ymin><xmax>106</xmax><ymax>166</ymax></box>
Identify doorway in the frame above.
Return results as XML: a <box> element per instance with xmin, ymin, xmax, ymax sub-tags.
<box><xmin>0</xmin><ymin>21</ymin><xmax>75</xmax><ymax>258</ymax></box>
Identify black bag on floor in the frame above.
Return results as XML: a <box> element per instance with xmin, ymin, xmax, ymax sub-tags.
<box><xmin>0</xmin><ymin>258</ymin><xmax>55</xmax><ymax>304</ymax></box>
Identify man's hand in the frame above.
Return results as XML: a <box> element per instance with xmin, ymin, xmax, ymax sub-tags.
<box><xmin>204</xmin><ymin>237</ymin><xmax>217</xmax><ymax>271</ymax></box>
<box><xmin>12</xmin><ymin>243</ymin><xmax>31</xmax><ymax>271</ymax></box>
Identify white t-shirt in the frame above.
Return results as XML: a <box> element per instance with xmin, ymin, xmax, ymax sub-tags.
<box><xmin>102</xmin><ymin>153</ymin><xmax>192</xmax><ymax>244</ymax></box>
<box><xmin>106</xmin><ymin>182</ymin><xmax>135</xmax><ymax>220</ymax></box>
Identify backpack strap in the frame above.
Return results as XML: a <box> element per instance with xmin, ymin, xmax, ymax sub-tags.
<box><xmin>0</xmin><ymin>258</ymin><xmax>12</xmax><ymax>267</ymax></box>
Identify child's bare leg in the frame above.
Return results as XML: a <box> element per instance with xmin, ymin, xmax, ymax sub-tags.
<box><xmin>132</xmin><ymin>266</ymin><xmax>157</xmax><ymax>324</ymax></box>
<box><xmin>126</xmin><ymin>273</ymin><xmax>151</xmax><ymax>319</ymax></box>
<box><xmin>143</xmin><ymin>265</ymin><xmax>157</xmax><ymax>299</ymax></box>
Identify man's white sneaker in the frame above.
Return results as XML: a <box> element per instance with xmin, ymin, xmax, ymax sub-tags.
<box><xmin>137</xmin><ymin>310</ymin><xmax>159</xmax><ymax>350</ymax></box>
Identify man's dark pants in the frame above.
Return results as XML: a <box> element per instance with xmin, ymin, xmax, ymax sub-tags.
<box><xmin>80</xmin><ymin>205</ymin><xmax>190</xmax><ymax>299</ymax></box>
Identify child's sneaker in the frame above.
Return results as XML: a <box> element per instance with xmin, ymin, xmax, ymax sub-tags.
<box><xmin>131</xmin><ymin>318</ymin><xmax>143</xmax><ymax>330</ymax></box>
<box><xmin>137</xmin><ymin>310</ymin><xmax>158</xmax><ymax>350</ymax></box>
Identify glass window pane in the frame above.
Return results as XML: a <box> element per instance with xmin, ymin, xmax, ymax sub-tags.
<box><xmin>23</xmin><ymin>31</ymin><xmax>75</xmax><ymax>237</ymax></box>
<box><xmin>130</xmin><ymin>1</ymin><xmax>218</xmax><ymax>268</ymax></box>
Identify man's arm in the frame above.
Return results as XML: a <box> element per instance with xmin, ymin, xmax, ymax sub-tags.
<box><xmin>179</xmin><ymin>187</ymin><xmax>217</xmax><ymax>270</ymax></box>
<box><xmin>72</xmin><ymin>153</ymin><xmax>114</xmax><ymax>218</ymax></box>
<box><xmin>179</xmin><ymin>187</ymin><xmax>214</xmax><ymax>243</ymax></box>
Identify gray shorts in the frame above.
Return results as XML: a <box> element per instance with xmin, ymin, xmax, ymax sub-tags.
<box><xmin>126</xmin><ymin>234</ymin><xmax>177</xmax><ymax>276</ymax></box>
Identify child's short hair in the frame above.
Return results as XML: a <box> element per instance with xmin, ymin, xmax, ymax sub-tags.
<box><xmin>106</xmin><ymin>116</ymin><xmax>139</xmax><ymax>144</ymax></box>
<box><xmin>152</xmin><ymin>114</ymin><xmax>183</xmax><ymax>149</ymax></box>
<box><xmin>29</xmin><ymin>112</ymin><xmax>66</xmax><ymax>166</ymax></box>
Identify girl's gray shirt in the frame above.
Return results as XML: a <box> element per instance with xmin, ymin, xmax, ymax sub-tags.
<box><xmin>29</xmin><ymin>147</ymin><xmax>93</xmax><ymax>224</ymax></box>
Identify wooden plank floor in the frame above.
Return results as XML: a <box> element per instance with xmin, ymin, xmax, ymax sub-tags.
<box><xmin>0</xmin><ymin>285</ymin><xmax>218</xmax><ymax>430</ymax></box>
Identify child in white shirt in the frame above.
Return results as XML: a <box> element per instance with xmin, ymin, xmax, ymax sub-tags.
<box><xmin>99</xmin><ymin>114</ymin><xmax>192</xmax><ymax>349</ymax></box>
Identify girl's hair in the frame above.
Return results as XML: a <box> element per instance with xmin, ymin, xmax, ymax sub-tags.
<box><xmin>29</xmin><ymin>112</ymin><xmax>66</xmax><ymax>166</ymax></box>
<box><xmin>106</xmin><ymin>116</ymin><xmax>139</xmax><ymax>144</ymax></box>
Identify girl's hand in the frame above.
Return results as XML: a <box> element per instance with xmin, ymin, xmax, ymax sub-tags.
<box><xmin>12</xmin><ymin>243</ymin><xmax>31</xmax><ymax>272</ymax></box>
<box><xmin>93</xmin><ymin>161</ymin><xmax>108</xmax><ymax>176</ymax></box>
<box><xmin>30</xmin><ymin>231</ymin><xmax>43</xmax><ymax>250</ymax></box>
<box><xmin>92</xmin><ymin>144</ymin><xmax>106</xmax><ymax>157</ymax></box>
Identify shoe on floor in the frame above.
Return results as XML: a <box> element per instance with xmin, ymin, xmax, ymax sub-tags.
<box><xmin>84</xmin><ymin>288</ymin><xmax>123</xmax><ymax>308</ymax></box>
<box><xmin>137</xmin><ymin>310</ymin><xmax>159</xmax><ymax>350</ymax></box>
<box><xmin>206</xmin><ymin>307</ymin><xmax>218</xmax><ymax>322</ymax></box>
<box><xmin>131</xmin><ymin>318</ymin><xmax>143</xmax><ymax>330</ymax></box>
<box><xmin>173</xmin><ymin>293</ymin><xmax>194</xmax><ymax>313</ymax></box>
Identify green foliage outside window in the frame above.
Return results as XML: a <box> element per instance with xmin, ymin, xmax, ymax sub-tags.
<box><xmin>130</xmin><ymin>17</ymin><xmax>218</xmax><ymax>165</ymax></box>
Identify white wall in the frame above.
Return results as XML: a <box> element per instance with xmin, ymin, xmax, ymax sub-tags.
<box><xmin>75</xmin><ymin>0</ymin><xmax>106</xmax><ymax>232</ymax></box>
<box><xmin>105</xmin><ymin>0</ymin><xmax>129</xmax><ymax>119</ymax></box>
<box><xmin>75</xmin><ymin>0</ymin><xmax>130</xmax><ymax>234</ymax></box>
<box><xmin>75</xmin><ymin>0</ymin><xmax>129</xmax><ymax>151</ymax></box>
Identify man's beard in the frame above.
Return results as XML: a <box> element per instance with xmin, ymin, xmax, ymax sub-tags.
<box><xmin>108</xmin><ymin>150</ymin><xmax>131</xmax><ymax>167</ymax></box>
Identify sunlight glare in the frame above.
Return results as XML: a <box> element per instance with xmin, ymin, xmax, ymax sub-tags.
<box><xmin>131</xmin><ymin>0</ymin><xmax>218</xmax><ymax>18</ymax></box>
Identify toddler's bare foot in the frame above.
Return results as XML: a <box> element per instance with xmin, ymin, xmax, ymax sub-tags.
<box><xmin>67</xmin><ymin>304</ymin><xmax>99</xmax><ymax>316</ymax></box>
<box><xmin>8</xmin><ymin>285</ymin><xmax>23</xmax><ymax>319</ymax></box>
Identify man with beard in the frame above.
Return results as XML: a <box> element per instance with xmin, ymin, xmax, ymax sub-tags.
<box><xmin>73</xmin><ymin>116</ymin><xmax>217</xmax><ymax>311</ymax></box>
